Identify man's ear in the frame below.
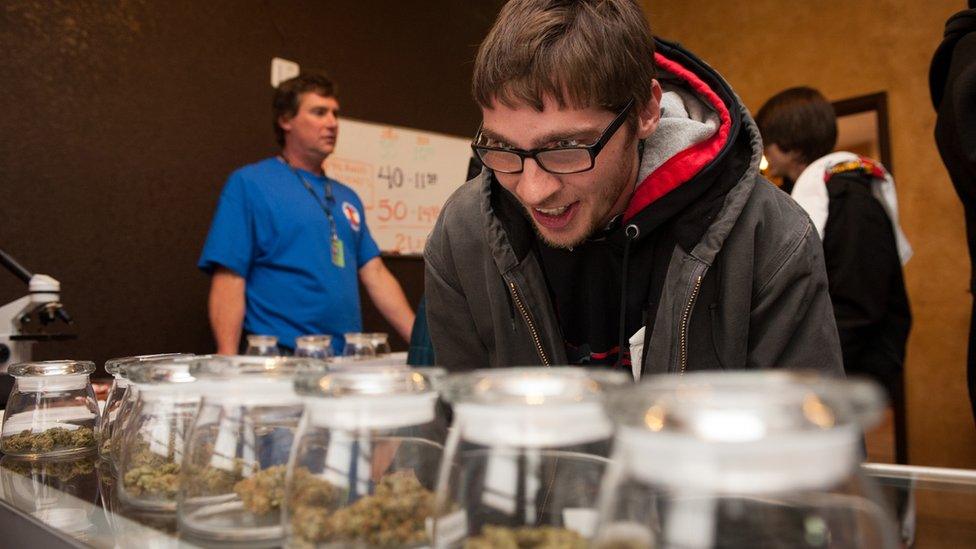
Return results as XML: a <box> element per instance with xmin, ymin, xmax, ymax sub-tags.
<box><xmin>278</xmin><ymin>114</ymin><xmax>293</xmax><ymax>134</ymax></box>
<box><xmin>636</xmin><ymin>79</ymin><xmax>663</xmax><ymax>139</ymax></box>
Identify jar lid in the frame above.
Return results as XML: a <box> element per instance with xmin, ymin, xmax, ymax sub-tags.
<box><xmin>440</xmin><ymin>368</ymin><xmax>629</xmax><ymax>447</ymax></box>
<box><xmin>190</xmin><ymin>355</ymin><xmax>330</xmax><ymax>378</ymax></box>
<box><xmin>104</xmin><ymin>353</ymin><xmax>190</xmax><ymax>377</ymax></box>
<box><xmin>295</xmin><ymin>334</ymin><xmax>332</xmax><ymax>347</ymax></box>
<box><xmin>604</xmin><ymin>370</ymin><xmax>884</xmax><ymax>439</ymax></box>
<box><xmin>439</xmin><ymin>367</ymin><xmax>629</xmax><ymax>407</ymax></box>
<box><xmin>295</xmin><ymin>367</ymin><xmax>432</xmax><ymax>398</ymax></box>
<box><xmin>124</xmin><ymin>355</ymin><xmax>203</xmax><ymax>385</ymax></box>
<box><xmin>604</xmin><ymin>371</ymin><xmax>886</xmax><ymax>493</ymax></box>
<box><xmin>8</xmin><ymin>360</ymin><xmax>95</xmax><ymax>377</ymax></box>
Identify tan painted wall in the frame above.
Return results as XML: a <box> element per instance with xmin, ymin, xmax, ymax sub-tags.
<box><xmin>642</xmin><ymin>0</ymin><xmax>976</xmax><ymax>467</ymax></box>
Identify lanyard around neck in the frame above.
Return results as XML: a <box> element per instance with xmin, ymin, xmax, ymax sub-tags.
<box><xmin>280</xmin><ymin>156</ymin><xmax>338</xmax><ymax>238</ymax></box>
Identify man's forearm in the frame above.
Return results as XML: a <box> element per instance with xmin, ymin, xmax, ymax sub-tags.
<box><xmin>360</xmin><ymin>259</ymin><xmax>415</xmax><ymax>342</ymax></box>
<box><xmin>208</xmin><ymin>269</ymin><xmax>246</xmax><ymax>354</ymax></box>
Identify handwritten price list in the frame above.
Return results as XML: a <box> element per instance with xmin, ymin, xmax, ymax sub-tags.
<box><xmin>323</xmin><ymin>119</ymin><xmax>470</xmax><ymax>254</ymax></box>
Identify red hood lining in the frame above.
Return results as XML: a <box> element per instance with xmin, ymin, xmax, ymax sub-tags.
<box><xmin>623</xmin><ymin>52</ymin><xmax>732</xmax><ymax>221</ymax></box>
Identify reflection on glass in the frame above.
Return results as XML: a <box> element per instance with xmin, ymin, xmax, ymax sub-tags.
<box><xmin>0</xmin><ymin>454</ymin><xmax>99</xmax><ymax>540</ymax></box>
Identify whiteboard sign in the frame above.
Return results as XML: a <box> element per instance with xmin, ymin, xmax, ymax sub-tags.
<box><xmin>324</xmin><ymin>118</ymin><xmax>471</xmax><ymax>255</ymax></box>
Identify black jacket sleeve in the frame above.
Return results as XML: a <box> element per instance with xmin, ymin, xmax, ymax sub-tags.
<box><xmin>821</xmin><ymin>175</ymin><xmax>901</xmax><ymax>339</ymax></box>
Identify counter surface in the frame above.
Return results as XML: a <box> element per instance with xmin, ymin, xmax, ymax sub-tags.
<box><xmin>0</xmin><ymin>454</ymin><xmax>974</xmax><ymax>548</ymax></box>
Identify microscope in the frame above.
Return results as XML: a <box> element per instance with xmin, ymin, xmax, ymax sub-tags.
<box><xmin>0</xmin><ymin>248</ymin><xmax>74</xmax><ymax>372</ymax></box>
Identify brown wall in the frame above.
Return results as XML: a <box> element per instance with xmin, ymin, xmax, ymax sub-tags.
<box><xmin>0</xmin><ymin>1</ymin><xmax>502</xmax><ymax>367</ymax></box>
<box><xmin>642</xmin><ymin>0</ymin><xmax>976</xmax><ymax>467</ymax></box>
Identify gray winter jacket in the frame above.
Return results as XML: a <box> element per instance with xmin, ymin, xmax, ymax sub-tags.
<box><xmin>424</xmin><ymin>41</ymin><xmax>843</xmax><ymax>378</ymax></box>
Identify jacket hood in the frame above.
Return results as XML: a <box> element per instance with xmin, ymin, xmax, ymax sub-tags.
<box><xmin>930</xmin><ymin>8</ymin><xmax>976</xmax><ymax>109</ymax></box>
<box><xmin>479</xmin><ymin>37</ymin><xmax>764</xmax><ymax>274</ymax></box>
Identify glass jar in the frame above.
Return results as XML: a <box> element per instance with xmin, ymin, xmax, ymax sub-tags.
<box><xmin>246</xmin><ymin>335</ymin><xmax>281</xmax><ymax>357</ymax></box>
<box><xmin>432</xmin><ymin>367</ymin><xmax>629</xmax><ymax>548</ymax></box>
<box><xmin>341</xmin><ymin>333</ymin><xmax>377</xmax><ymax>361</ymax></box>
<box><xmin>116</xmin><ymin>356</ymin><xmax>203</xmax><ymax>512</ymax></box>
<box><xmin>99</xmin><ymin>353</ymin><xmax>190</xmax><ymax>460</ymax></box>
<box><xmin>177</xmin><ymin>356</ymin><xmax>329</xmax><ymax>542</ymax></box>
<box><xmin>592</xmin><ymin>371</ymin><xmax>898</xmax><ymax>549</ymax></box>
<box><xmin>285</xmin><ymin>368</ymin><xmax>445</xmax><ymax>547</ymax></box>
<box><xmin>296</xmin><ymin>334</ymin><xmax>334</xmax><ymax>360</ymax></box>
<box><xmin>1</xmin><ymin>360</ymin><xmax>99</xmax><ymax>459</ymax></box>
<box><xmin>370</xmin><ymin>333</ymin><xmax>392</xmax><ymax>356</ymax></box>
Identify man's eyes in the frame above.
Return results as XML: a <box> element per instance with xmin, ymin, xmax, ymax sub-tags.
<box><xmin>553</xmin><ymin>139</ymin><xmax>583</xmax><ymax>148</ymax></box>
<box><xmin>482</xmin><ymin>138</ymin><xmax>583</xmax><ymax>149</ymax></box>
<box><xmin>483</xmin><ymin>137</ymin><xmax>513</xmax><ymax>149</ymax></box>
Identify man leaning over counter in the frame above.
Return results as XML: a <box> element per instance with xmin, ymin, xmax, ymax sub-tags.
<box><xmin>424</xmin><ymin>0</ymin><xmax>843</xmax><ymax>378</ymax></box>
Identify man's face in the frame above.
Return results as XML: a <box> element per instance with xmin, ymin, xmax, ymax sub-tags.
<box><xmin>279</xmin><ymin>92</ymin><xmax>340</xmax><ymax>160</ymax></box>
<box><xmin>481</xmin><ymin>93</ymin><xmax>659</xmax><ymax>249</ymax></box>
<box><xmin>762</xmin><ymin>143</ymin><xmax>795</xmax><ymax>179</ymax></box>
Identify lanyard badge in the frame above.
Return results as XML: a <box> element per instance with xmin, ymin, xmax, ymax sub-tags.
<box><xmin>331</xmin><ymin>234</ymin><xmax>345</xmax><ymax>268</ymax></box>
<box><xmin>282</xmin><ymin>157</ymin><xmax>347</xmax><ymax>269</ymax></box>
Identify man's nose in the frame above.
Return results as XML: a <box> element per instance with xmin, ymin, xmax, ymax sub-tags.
<box><xmin>515</xmin><ymin>158</ymin><xmax>561</xmax><ymax>206</ymax></box>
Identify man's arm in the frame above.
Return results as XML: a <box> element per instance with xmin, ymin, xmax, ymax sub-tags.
<box><xmin>748</xmin><ymin>222</ymin><xmax>846</xmax><ymax>377</ymax></box>
<box><xmin>208</xmin><ymin>267</ymin><xmax>246</xmax><ymax>355</ymax></box>
<box><xmin>358</xmin><ymin>257</ymin><xmax>415</xmax><ymax>342</ymax></box>
<box><xmin>424</xmin><ymin>255</ymin><xmax>488</xmax><ymax>370</ymax></box>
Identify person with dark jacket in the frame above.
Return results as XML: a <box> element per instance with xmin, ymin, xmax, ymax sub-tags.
<box><xmin>931</xmin><ymin>1</ymin><xmax>976</xmax><ymax>423</ymax></box>
<box><xmin>756</xmin><ymin>87</ymin><xmax>912</xmax><ymax>401</ymax></box>
<box><xmin>424</xmin><ymin>0</ymin><xmax>843</xmax><ymax>379</ymax></box>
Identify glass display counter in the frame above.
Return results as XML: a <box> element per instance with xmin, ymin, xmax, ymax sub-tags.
<box><xmin>0</xmin><ymin>454</ymin><xmax>973</xmax><ymax>548</ymax></box>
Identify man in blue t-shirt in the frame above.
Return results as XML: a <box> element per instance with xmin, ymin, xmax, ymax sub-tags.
<box><xmin>199</xmin><ymin>72</ymin><xmax>415</xmax><ymax>355</ymax></box>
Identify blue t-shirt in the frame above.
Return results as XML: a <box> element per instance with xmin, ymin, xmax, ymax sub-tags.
<box><xmin>198</xmin><ymin>157</ymin><xmax>380</xmax><ymax>352</ymax></box>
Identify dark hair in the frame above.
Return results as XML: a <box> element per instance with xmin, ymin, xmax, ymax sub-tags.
<box><xmin>472</xmin><ymin>0</ymin><xmax>655</xmax><ymax>122</ymax></box>
<box><xmin>755</xmin><ymin>87</ymin><xmax>837</xmax><ymax>165</ymax></box>
<box><xmin>272</xmin><ymin>72</ymin><xmax>337</xmax><ymax>146</ymax></box>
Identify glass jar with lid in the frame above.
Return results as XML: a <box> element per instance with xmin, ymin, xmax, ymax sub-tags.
<box><xmin>177</xmin><ymin>356</ymin><xmax>329</xmax><ymax>542</ymax></box>
<box><xmin>431</xmin><ymin>367</ymin><xmax>629</xmax><ymax>548</ymax></box>
<box><xmin>98</xmin><ymin>353</ymin><xmax>190</xmax><ymax>460</ymax></box>
<box><xmin>1</xmin><ymin>360</ymin><xmax>99</xmax><ymax>459</ymax></box>
<box><xmin>340</xmin><ymin>332</ymin><xmax>377</xmax><ymax>361</ymax></box>
<box><xmin>246</xmin><ymin>335</ymin><xmax>281</xmax><ymax>357</ymax></box>
<box><xmin>115</xmin><ymin>355</ymin><xmax>204</xmax><ymax>512</ymax></box>
<box><xmin>285</xmin><ymin>367</ymin><xmax>445</xmax><ymax>547</ymax></box>
<box><xmin>592</xmin><ymin>371</ymin><xmax>898</xmax><ymax>549</ymax></box>
<box><xmin>369</xmin><ymin>333</ymin><xmax>392</xmax><ymax>356</ymax></box>
<box><xmin>295</xmin><ymin>334</ymin><xmax>334</xmax><ymax>359</ymax></box>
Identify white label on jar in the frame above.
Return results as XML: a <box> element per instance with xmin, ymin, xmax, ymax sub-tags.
<box><xmin>563</xmin><ymin>507</ymin><xmax>599</xmax><ymax>538</ymax></box>
<box><xmin>427</xmin><ymin>509</ymin><xmax>467</xmax><ymax>548</ymax></box>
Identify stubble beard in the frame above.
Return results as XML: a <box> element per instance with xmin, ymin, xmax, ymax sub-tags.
<box><xmin>528</xmin><ymin>168</ymin><xmax>633</xmax><ymax>250</ymax></box>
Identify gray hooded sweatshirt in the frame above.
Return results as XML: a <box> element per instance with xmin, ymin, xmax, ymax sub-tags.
<box><xmin>424</xmin><ymin>39</ymin><xmax>843</xmax><ymax>378</ymax></box>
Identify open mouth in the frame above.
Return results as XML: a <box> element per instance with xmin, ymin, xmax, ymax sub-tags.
<box><xmin>531</xmin><ymin>201</ymin><xmax>579</xmax><ymax>230</ymax></box>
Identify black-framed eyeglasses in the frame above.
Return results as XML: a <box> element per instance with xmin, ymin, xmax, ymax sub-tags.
<box><xmin>471</xmin><ymin>98</ymin><xmax>635</xmax><ymax>175</ymax></box>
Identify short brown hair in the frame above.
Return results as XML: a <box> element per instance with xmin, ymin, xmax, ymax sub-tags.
<box><xmin>272</xmin><ymin>72</ymin><xmax>337</xmax><ymax>146</ymax></box>
<box><xmin>472</xmin><ymin>0</ymin><xmax>656</xmax><ymax>118</ymax></box>
<box><xmin>755</xmin><ymin>87</ymin><xmax>837</xmax><ymax>165</ymax></box>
